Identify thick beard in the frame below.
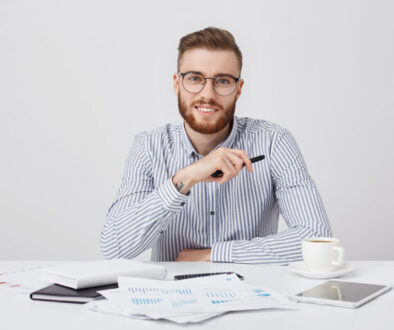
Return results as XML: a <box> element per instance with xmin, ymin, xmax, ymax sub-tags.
<box><xmin>177</xmin><ymin>92</ymin><xmax>236</xmax><ymax>134</ymax></box>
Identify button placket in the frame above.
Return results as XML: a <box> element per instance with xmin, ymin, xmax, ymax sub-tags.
<box><xmin>208</xmin><ymin>182</ymin><xmax>217</xmax><ymax>246</ymax></box>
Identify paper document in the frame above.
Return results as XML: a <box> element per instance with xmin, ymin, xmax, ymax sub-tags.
<box><xmin>87</xmin><ymin>289</ymin><xmax>222</xmax><ymax>323</ymax></box>
<box><xmin>0</xmin><ymin>265</ymin><xmax>53</xmax><ymax>294</ymax></box>
<box><xmin>86</xmin><ymin>273</ymin><xmax>298</xmax><ymax>323</ymax></box>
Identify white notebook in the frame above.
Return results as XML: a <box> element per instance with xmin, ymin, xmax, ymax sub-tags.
<box><xmin>40</xmin><ymin>259</ymin><xmax>167</xmax><ymax>289</ymax></box>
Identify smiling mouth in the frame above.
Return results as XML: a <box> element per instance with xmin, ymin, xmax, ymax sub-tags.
<box><xmin>194</xmin><ymin>105</ymin><xmax>218</xmax><ymax>114</ymax></box>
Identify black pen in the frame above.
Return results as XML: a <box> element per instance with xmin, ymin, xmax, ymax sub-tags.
<box><xmin>211</xmin><ymin>155</ymin><xmax>265</xmax><ymax>178</ymax></box>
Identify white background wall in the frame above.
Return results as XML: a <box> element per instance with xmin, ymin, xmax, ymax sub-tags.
<box><xmin>1</xmin><ymin>0</ymin><xmax>393</xmax><ymax>261</ymax></box>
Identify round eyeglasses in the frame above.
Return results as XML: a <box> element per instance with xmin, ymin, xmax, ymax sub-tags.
<box><xmin>178</xmin><ymin>71</ymin><xmax>240</xmax><ymax>96</ymax></box>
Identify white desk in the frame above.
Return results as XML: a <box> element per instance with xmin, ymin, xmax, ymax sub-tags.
<box><xmin>1</xmin><ymin>261</ymin><xmax>393</xmax><ymax>330</ymax></box>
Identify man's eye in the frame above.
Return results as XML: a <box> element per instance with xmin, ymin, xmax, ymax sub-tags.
<box><xmin>216</xmin><ymin>78</ymin><xmax>230</xmax><ymax>85</ymax></box>
<box><xmin>188</xmin><ymin>75</ymin><xmax>203</xmax><ymax>82</ymax></box>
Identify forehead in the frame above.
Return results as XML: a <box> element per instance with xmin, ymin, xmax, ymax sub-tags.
<box><xmin>179</xmin><ymin>48</ymin><xmax>240</xmax><ymax>76</ymax></box>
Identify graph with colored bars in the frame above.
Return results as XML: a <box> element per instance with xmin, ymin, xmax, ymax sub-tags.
<box><xmin>129</xmin><ymin>287</ymin><xmax>160</xmax><ymax>294</ymax></box>
<box><xmin>128</xmin><ymin>287</ymin><xmax>192</xmax><ymax>295</ymax></box>
<box><xmin>128</xmin><ymin>287</ymin><xmax>197</xmax><ymax>307</ymax></box>
<box><xmin>207</xmin><ymin>287</ymin><xmax>271</xmax><ymax>304</ymax></box>
<box><xmin>251</xmin><ymin>288</ymin><xmax>271</xmax><ymax>297</ymax></box>
<box><xmin>170</xmin><ymin>298</ymin><xmax>198</xmax><ymax>307</ymax></box>
<box><xmin>206</xmin><ymin>290</ymin><xmax>239</xmax><ymax>304</ymax></box>
<box><xmin>131</xmin><ymin>296</ymin><xmax>198</xmax><ymax>308</ymax></box>
<box><xmin>131</xmin><ymin>297</ymin><xmax>164</xmax><ymax>305</ymax></box>
<box><xmin>127</xmin><ymin>285</ymin><xmax>272</xmax><ymax>308</ymax></box>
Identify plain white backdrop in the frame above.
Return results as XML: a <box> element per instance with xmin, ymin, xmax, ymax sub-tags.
<box><xmin>0</xmin><ymin>0</ymin><xmax>393</xmax><ymax>261</ymax></box>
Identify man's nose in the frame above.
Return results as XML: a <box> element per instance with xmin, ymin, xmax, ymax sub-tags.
<box><xmin>199</xmin><ymin>78</ymin><xmax>216</xmax><ymax>99</ymax></box>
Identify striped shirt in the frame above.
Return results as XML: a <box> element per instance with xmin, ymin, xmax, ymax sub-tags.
<box><xmin>101</xmin><ymin>116</ymin><xmax>332</xmax><ymax>264</ymax></box>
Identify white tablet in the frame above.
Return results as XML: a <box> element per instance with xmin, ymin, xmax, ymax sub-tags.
<box><xmin>294</xmin><ymin>280</ymin><xmax>392</xmax><ymax>308</ymax></box>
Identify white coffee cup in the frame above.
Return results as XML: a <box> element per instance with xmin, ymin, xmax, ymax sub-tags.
<box><xmin>302</xmin><ymin>237</ymin><xmax>345</xmax><ymax>273</ymax></box>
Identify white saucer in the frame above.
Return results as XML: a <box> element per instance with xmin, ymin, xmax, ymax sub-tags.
<box><xmin>288</xmin><ymin>261</ymin><xmax>354</xmax><ymax>279</ymax></box>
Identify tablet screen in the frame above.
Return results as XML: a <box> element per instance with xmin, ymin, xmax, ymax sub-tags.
<box><xmin>296</xmin><ymin>280</ymin><xmax>389</xmax><ymax>303</ymax></box>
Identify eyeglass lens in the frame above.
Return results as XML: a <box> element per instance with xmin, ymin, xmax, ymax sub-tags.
<box><xmin>182</xmin><ymin>72</ymin><xmax>237</xmax><ymax>96</ymax></box>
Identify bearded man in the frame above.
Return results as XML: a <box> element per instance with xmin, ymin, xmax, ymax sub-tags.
<box><xmin>101</xmin><ymin>27</ymin><xmax>332</xmax><ymax>264</ymax></box>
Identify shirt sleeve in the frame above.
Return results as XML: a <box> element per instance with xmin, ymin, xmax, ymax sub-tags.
<box><xmin>211</xmin><ymin>128</ymin><xmax>333</xmax><ymax>264</ymax></box>
<box><xmin>100</xmin><ymin>133</ymin><xmax>189</xmax><ymax>259</ymax></box>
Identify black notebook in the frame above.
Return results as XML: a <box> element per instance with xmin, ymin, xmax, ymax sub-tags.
<box><xmin>30</xmin><ymin>283</ymin><xmax>118</xmax><ymax>304</ymax></box>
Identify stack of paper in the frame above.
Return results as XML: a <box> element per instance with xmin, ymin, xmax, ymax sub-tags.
<box><xmin>86</xmin><ymin>273</ymin><xmax>298</xmax><ymax>323</ymax></box>
<box><xmin>40</xmin><ymin>259</ymin><xmax>167</xmax><ymax>289</ymax></box>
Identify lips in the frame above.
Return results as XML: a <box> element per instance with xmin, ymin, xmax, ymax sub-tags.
<box><xmin>194</xmin><ymin>104</ymin><xmax>219</xmax><ymax>116</ymax></box>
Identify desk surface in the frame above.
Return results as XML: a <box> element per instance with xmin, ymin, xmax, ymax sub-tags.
<box><xmin>1</xmin><ymin>260</ymin><xmax>393</xmax><ymax>330</ymax></box>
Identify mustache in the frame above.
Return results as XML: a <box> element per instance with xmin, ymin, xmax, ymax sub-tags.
<box><xmin>191</xmin><ymin>99</ymin><xmax>222</xmax><ymax>109</ymax></box>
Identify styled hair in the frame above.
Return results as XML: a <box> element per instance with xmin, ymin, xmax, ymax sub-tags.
<box><xmin>177</xmin><ymin>27</ymin><xmax>243</xmax><ymax>73</ymax></box>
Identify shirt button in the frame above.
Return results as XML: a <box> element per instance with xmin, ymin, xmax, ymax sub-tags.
<box><xmin>181</xmin><ymin>202</ymin><xmax>185</xmax><ymax>206</ymax></box>
<box><xmin>210</xmin><ymin>211</ymin><xmax>215</xmax><ymax>215</ymax></box>
<box><xmin>160</xmin><ymin>231</ymin><xmax>164</xmax><ymax>234</ymax></box>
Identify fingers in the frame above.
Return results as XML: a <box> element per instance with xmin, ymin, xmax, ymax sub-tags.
<box><xmin>198</xmin><ymin>147</ymin><xmax>253</xmax><ymax>185</ymax></box>
<box><xmin>219</xmin><ymin>156</ymin><xmax>237</xmax><ymax>184</ymax></box>
<box><xmin>226</xmin><ymin>151</ymin><xmax>245</xmax><ymax>171</ymax></box>
<box><xmin>216</xmin><ymin>150</ymin><xmax>249</xmax><ymax>184</ymax></box>
<box><xmin>227</xmin><ymin>148</ymin><xmax>253</xmax><ymax>172</ymax></box>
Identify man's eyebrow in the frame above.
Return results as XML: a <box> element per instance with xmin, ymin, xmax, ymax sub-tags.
<box><xmin>186</xmin><ymin>71</ymin><xmax>203</xmax><ymax>75</ymax></box>
<box><xmin>184</xmin><ymin>71</ymin><xmax>237</xmax><ymax>77</ymax></box>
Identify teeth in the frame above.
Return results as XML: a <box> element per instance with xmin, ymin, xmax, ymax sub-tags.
<box><xmin>198</xmin><ymin>107</ymin><xmax>216</xmax><ymax>112</ymax></box>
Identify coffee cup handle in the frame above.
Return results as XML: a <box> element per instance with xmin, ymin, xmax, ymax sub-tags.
<box><xmin>331</xmin><ymin>246</ymin><xmax>345</xmax><ymax>266</ymax></box>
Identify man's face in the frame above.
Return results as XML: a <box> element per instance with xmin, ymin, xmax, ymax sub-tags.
<box><xmin>174</xmin><ymin>48</ymin><xmax>244</xmax><ymax>134</ymax></box>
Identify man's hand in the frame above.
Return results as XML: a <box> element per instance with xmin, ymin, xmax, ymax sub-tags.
<box><xmin>175</xmin><ymin>248</ymin><xmax>212</xmax><ymax>262</ymax></box>
<box><xmin>172</xmin><ymin>147</ymin><xmax>253</xmax><ymax>195</ymax></box>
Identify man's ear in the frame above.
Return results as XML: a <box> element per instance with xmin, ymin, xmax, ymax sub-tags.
<box><xmin>235</xmin><ymin>79</ymin><xmax>244</xmax><ymax>101</ymax></box>
<box><xmin>173</xmin><ymin>73</ymin><xmax>179</xmax><ymax>95</ymax></box>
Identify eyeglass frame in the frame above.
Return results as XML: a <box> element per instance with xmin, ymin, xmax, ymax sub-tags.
<box><xmin>178</xmin><ymin>71</ymin><xmax>241</xmax><ymax>96</ymax></box>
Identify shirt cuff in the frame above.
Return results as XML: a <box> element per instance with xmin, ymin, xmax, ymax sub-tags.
<box><xmin>157</xmin><ymin>178</ymin><xmax>189</xmax><ymax>212</ymax></box>
<box><xmin>211</xmin><ymin>241</ymin><xmax>233</xmax><ymax>262</ymax></box>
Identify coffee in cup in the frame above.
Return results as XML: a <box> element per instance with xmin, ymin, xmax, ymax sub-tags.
<box><xmin>302</xmin><ymin>237</ymin><xmax>345</xmax><ymax>273</ymax></box>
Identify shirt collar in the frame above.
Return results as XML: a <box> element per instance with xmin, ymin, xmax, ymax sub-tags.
<box><xmin>181</xmin><ymin>116</ymin><xmax>239</xmax><ymax>158</ymax></box>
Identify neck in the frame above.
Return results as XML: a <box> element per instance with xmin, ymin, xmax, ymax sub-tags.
<box><xmin>184</xmin><ymin>120</ymin><xmax>233</xmax><ymax>156</ymax></box>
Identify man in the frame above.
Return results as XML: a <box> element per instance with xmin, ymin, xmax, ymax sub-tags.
<box><xmin>101</xmin><ymin>27</ymin><xmax>332</xmax><ymax>264</ymax></box>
